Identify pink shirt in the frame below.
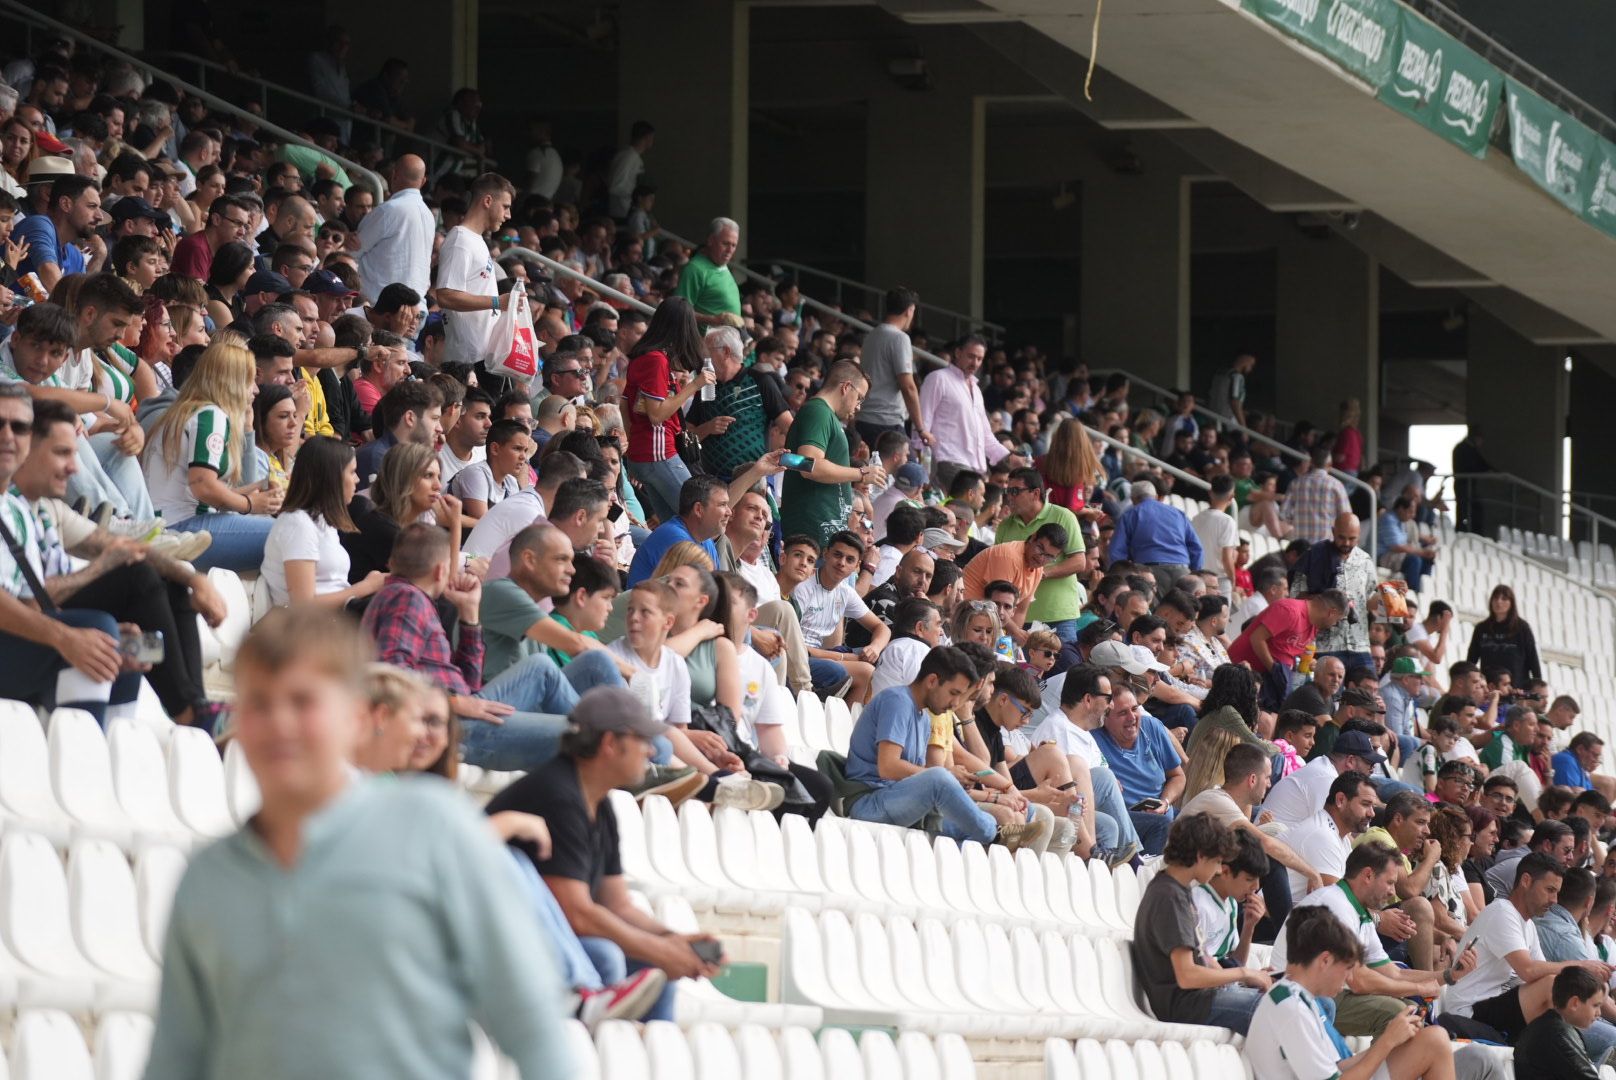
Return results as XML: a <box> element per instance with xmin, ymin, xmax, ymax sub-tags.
<box><xmin>918</xmin><ymin>364</ymin><xmax>1010</xmax><ymax>473</ymax></box>
<box><xmin>1228</xmin><ymin>597</ymin><xmax>1316</xmax><ymax>669</ymax></box>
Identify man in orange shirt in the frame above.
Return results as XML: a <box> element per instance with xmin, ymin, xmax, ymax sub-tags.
<box><xmin>962</xmin><ymin>523</ymin><xmax>1067</xmax><ymax>638</ymax></box>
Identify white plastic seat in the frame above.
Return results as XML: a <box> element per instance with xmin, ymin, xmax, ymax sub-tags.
<box><xmin>822</xmin><ymin>696</ymin><xmax>854</xmax><ymax>755</ymax></box>
<box><xmin>643</xmin><ymin>1020</ymin><xmax>694</xmax><ymax>1080</ymax></box>
<box><xmin>729</xmin><ymin>1026</ymin><xmax>782</xmax><ymax>1080</ymax></box>
<box><xmin>1067</xmin><ymin>857</ymin><xmax>1124</xmax><ymax>937</ymax></box>
<box><xmin>166</xmin><ymin>727</ymin><xmax>234</xmax><ymax>839</ymax></box>
<box><xmin>1158</xmin><ymin>1041</ymin><xmax>1193</xmax><ymax>1078</ymax></box>
<box><xmin>1114</xmin><ymin>865</ymin><xmax>1142</xmax><ymax>924</ymax></box>
<box><xmin>93</xmin><ymin>1011</ymin><xmax>154</xmax><ymax>1080</ymax></box>
<box><xmin>960</xmin><ymin>841</ymin><xmax>1009</xmax><ymax>920</ymax></box>
<box><xmin>105</xmin><ymin>721</ymin><xmax>190</xmax><ymax>846</ymax></box>
<box><xmin>797</xmin><ymin>692</ymin><xmax>830</xmax><ymax>753</ymax></box>
<box><xmin>846</xmin><ymin>825</ymin><xmax>904</xmax><ymax>914</ymax></box>
<box><xmin>67</xmin><ymin>839</ymin><xmax>159</xmax><ymax>985</ymax></box>
<box><xmin>10</xmin><ymin>1009</ymin><xmax>92</xmax><ymax>1080</ymax></box>
<box><xmin>1044</xmin><ymin>1038</ymin><xmax>1080</xmax><ymax>1080</ymax></box>
<box><xmin>1015</xmin><ymin>848</ymin><xmax>1061</xmax><ymax>925</ymax></box>
<box><xmin>885</xmin><ymin>915</ymin><xmax>999</xmax><ymax>1037</ymax></box>
<box><xmin>133</xmin><ymin>845</ymin><xmax>187</xmax><ymax>965</ymax></box>
<box><xmin>779</xmin><ymin>1026</ymin><xmax>825</xmax><ymax>1080</ymax></box>
<box><xmin>930</xmin><ymin>834</ymin><xmax>982</xmax><ymax>919</ymax></box>
<box><xmin>248</xmin><ymin>573</ymin><xmax>273</xmax><ymax>624</ymax></box>
<box><xmin>819</xmin><ymin>909</ymin><xmax>892</xmax><ymax>1014</ymax></box>
<box><xmin>1095</xmin><ymin>936</ymin><xmax>1222</xmax><ymax>1043</ymax></box>
<box><xmin>780</xmin><ymin>812</ymin><xmax>833</xmax><ymax>901</ymax></box>
<box><xmin>1106</xmin><ymin>1039</ymin><xmax>1140</xmax><ymax>1080</ymax></box>
<box><xmin>127</xmin><ymin>682</ymin><xmax>174</xmax><ymax>744</ymax></box>
<box><xmin>814</xmin><ymin>818</ymin><xmax>882</xmax><ymax>915</ymax></box>
<box><xmin>222</xmin><ymin>740</ymin><xmax>261</xmax><ymax>826</ymax></box>
<box><xmin>859</xmin><ymin>1031</ymin><xmax>903</xmax><ymax>1080</ymax></box>
<box><xmin>1065</xmin><ymin>936</ymin><xmax>1176</xmax><ymax>1041</ymax></box>
<box><xmin>745</xmin><ymin>809</ymin><xmax>819</xmax><ymax>909</ymax></box>
<box><xmin>199</xmin><ymin>568</ymin><xmax>251</xmax><ymax>672</ymax></box>
<box><xmin>47</xmin><ymin>709</ymin><xmax>139</xmax><ymax>850</ymax></box>
<box><xmin>953</xmin><ymin>919</ymin><xmax>1058</xmax><ymax>1037</ymax></box>
<box><xmin>606</xmin><ymin>790</ymin><xmax>712</xmax><ymax>910</ymax></box>
<box><xmin>678</xmin><ymin>800</ymin><xmax>779</xmax><ymax>912</ymax></box>
<box><xmin>988</xmin><ymin>844</ymin><xmax>1042</xmax><ymax>924</ymax></box>
<box><xmin>1039</xmin><ymin>851</ymin><xmax>1084</xmax><ymax>928</ymax></box>
<box><xmin>642</xmin><ymin>795</ymin><xmax>731</xmax><ymax>911</ymax></box>
<box><xmin>1074</xmin><ymin>1039</ymin><xmax>1112</xmax><ymax>1080</ymax></box>
<box><xmin>817</xmin><ymin>1028</ymin><xmax>864</xmax><ymax>1080</ymax></box>
<box><xmin>594</xmin><ymin>1020</ymin><xmax>648</xmax><ymax>1080</ymax></box>
<box><xmin>934</xmin><ymin>1033</ymin><xmax>976</xmax><ymax>1080</ymax></box>
<box><xmin>0</xmin><ymin>832</ymin><xmax>148</xmax><ymax>1014</ymax></box>
<box><xmin>0</xmin><ymin>701</ymin><xmax>72</xmax><ymax>846</ymax></box>
<box><xmin>1088</xmin><ymin>860</ymin><xmax>1132</xmax><ymax>935</ymax></box>
<box><xmin>687</xmin><ymin>1021</ymin><xmax>741</xmax><ymax>1079</ymax></box>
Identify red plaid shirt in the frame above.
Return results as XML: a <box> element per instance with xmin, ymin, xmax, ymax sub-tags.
<box><xmin>362</xmin><ymin>576</ymin><xmax>484</xmax><ymax>695</ymax></box>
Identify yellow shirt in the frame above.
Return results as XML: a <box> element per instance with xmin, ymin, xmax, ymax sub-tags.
<box><xmin>928</xmin><ymin>710</ymin><xmax>955</xmax><ymax>766</ymax></box>
<box><xmin>300</xmin><ymin>367</ymin><xmax>334</xmax><ymax>438</ymax></box>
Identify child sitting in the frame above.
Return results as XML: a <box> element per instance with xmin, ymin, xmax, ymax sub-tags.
<box><xmin>1019</xmin><ymin>629</ymin><xmax>1061</xmax><ymax>680</ymax></box>
<box><xmin>1400</xmin><ymin>713</ymin><xmax>1460</xmax><ymax>793</ymax></box>
<box><xmin>1193</xmin><ymin>830</ymin><xmax>1270</xmax><ymax>968</ymax></box>
<box><xmin>1513</xmin><ymin>966</ymin><xmax>1606</xmax><ymax>1080</ymax></box>
<box><xmin>1271</xmin><ymin>710</ymin><xmax>1317</xmax><ymax>782</ymax></box>
<box><xmin>545</xmin><ymin>554</ymin><xmax>621</xmax><ymax>667</ymax></box>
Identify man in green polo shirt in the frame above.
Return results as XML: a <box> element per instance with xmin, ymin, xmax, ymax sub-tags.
<box><xmin>1479</xmin><ymin>703</ymin><xmax>1539</xmax><ymax>771</ymax></box>
<box><xmin>673</xmin><ymin>216</ymin><xmax>742</xmax><ymax>327</ymax></box>
<box><xmin>994</xmin><ymin>466</ymin><xmax>1087</xmax><ymax>643</ymax></box>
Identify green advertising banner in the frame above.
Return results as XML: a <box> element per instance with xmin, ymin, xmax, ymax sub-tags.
<box><xmin>1377</xmin><ymin>10</ymin><xmax>1500</xmax><ymax>158</ymax></box>
<box><xmin>1504</xmin><ymin>78</ymin><xmax>1599</xmax><ymax>215</ymax></box>
<box><xmin>1243</xmin><ymin>0</ymin><xmax>1403</xmax><ymax>88</ymax></box>
<box><xmin>1580</xmin><ymin>138</ymin><xmax>1616</xmax><ymax>239</ymax></box>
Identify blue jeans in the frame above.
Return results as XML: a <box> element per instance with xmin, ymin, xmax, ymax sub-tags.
<box><xmin>461</xmin><ymin>650</ymin><xmax>625</xmax><ymax>771</ymax></box>
<box><xmin>1090</xmin><ymin>765</ymin><xmax>1143</xmax><ymax>852</ymax></box>
<box><xmin>848</xmin><ymin>767</ymin><xmax>997</xmax><ymax>844</ymax></box>
<box><xmin>509</xmin><ymin>850</ymin><xmax>601</xmax><ymax>991</ymax></box>
<box><xmin>1128</xmin><ymin>809</ymin><xmax>1173</xmax><ymax>856</ymax></box>
<box><xmin>1369</xmin><ymin>776</ymin><xmax>1422</xmax><ymax>801</ymax></box>
<box><xmin>69</xmin><ymin>432</ymin><xmax>155</xmax><ymax>522</ymax></box>
<box><xmin>1048</xmin><ymin>619</ymin><xmax>1079</xmax><ymax>645</ymax></box>
<box><xmin>1201</xmin><ymin>983</ymin><xmax>1263</xmax><ymax>1035</ymax></box>
<box><xmin>1584</xmin><ymin>1017</ymin><xmax>1616</xmax><ymax>1063</ymax></box>
<box><xmin>0</xmin><ymin>608</ymin><xmax>142</xmax><ymax>725</ymax></box>
<box><xmin>171</xmin><ymin>512</ymin><xmax>274</xmax><ymax>572</ymax></box>
<box><xmin>580</xmin><ymin>936</ymin><xmax>677</xmax><ymax>1022</ymax></box>
<box><xmin>809</xmin><ymin>657</ymin><xmax>849</xmax><ymax>694</ymax></box>
<box><xmin>626</xmin><ymin>456</ymin><xmax>692</xmax><ymax>524</ymax></box>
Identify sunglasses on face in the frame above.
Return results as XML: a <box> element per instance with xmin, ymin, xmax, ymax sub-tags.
<box><xmin>1028</xmin><ymin>648</ymin><xmax>1056</xmax><ymax>658</ymax></box>
<box><xmin>0</xmin><ymin>418</ymin><xmax>29</xmax><ymax>436</ymax></box>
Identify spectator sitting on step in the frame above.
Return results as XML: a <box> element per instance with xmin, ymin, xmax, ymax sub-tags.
<box><xmin>1129</xmin><ymin>812</ymin><xmax>1269</xmax><ymax>1035</ymax></box>
<box><xmin>843</xmin><ymin>644</ymin><xmax>1046</xmax><ymax>850</ymax></box>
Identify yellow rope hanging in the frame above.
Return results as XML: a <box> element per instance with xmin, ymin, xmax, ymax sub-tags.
<box><xmin>1084</xmin><ymin>0</ymin><xmax>1103</xmax><ymax>101</ymax></box>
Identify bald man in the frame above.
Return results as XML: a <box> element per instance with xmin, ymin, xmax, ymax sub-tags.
<box><xmin>1292</xmin><ymin>511</ymin><xmax>1379</xmax><ymax>673</ymax></box>
<box><xmin>263</xmin><ymin>195</ymin><xmax>318</xmax><ymax>257</ymax></box>
<box><xmin>357</xmin><ymin>153</ymin><xmax>437</xmax><ymax>304</ymax></box>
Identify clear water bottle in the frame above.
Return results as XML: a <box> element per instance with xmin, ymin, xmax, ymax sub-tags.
<box><xmin>700</xmin><ymin>358</ymin><xmax>716</xmax><ymax>402</ymax></box>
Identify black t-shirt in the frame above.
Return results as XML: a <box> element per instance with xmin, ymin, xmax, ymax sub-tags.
<box><xmin>973</xmin><ymin>713</ymin><xmax>1005</xmax><ymax>767</ymax></box>
<box><xmin>485</xmin><ymin>756</ymin><xmax>621</xmax><ymax>897</ymax></box>
<box><xmin>847</xmin><ymin>580</ymin><xmax>902</xmax><ymax>649</ymax></box>
<box><xmin>1281</xmin><ymin>682</ymin><xmax>1330</xmax><ymax>718</ymax></box>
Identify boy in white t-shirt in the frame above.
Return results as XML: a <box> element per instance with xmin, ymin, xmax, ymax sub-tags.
<box><xmin>1402</xmin><ymin>714</ymin><xmax>1461</xmax><ymax>792</ymax></box>
<box><xmin>451</xmin><ymin>418</ymin><xmax>533</xmax><ymax>521</ymax></box>
<box><xmin>1249</xmin><ymin>906</ymin><xmax>1458</xmax><ymax>1080</ymax></box>
<box><xmin>1194</xmin><ymin>831</ymin><xmax>1269</xmax><ymax>967</ymax></box>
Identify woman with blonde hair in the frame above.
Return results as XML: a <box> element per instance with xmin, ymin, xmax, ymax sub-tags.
<box><xmin>1040</xmin><ymin>414</ymin><xmax>1106</xmax><ymax>517</ymax></box>
<box><xmin>649</xmin><ymin>540</ymin><xmax>715</xmax><ymax>577</ymax></box>
<box><xmin>142</xmin><ymin>339</ymin><xmax>282</xmax><ymax>569</ymax></box>
<box><xmin>343</xmin><ymin>441</ymin><xmax>463</xmax><ymax>582</ymax></box>
<box><xmin>950</xmin><ymin>599</ymin><xmax>1001</xmax><ymax>649</ymax></box>
<box><xmin>1332</xmin><ymin>397</ymin><xmax>1363</xmax><ymax>476</ymax></box>
<box><xmin>355</xmin><ymin>664</ymin><xmax>434</xmax><ymax>773</ymax></box>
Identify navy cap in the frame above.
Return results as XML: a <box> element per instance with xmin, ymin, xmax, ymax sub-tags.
<box><xmin>244</xmin><ymin>269</ymin><xmax>291</xmax><ymax>296</ymax></box>
<box><xmin>304</xmin><ymin>268</ymin><xmax>358</xmax><ymax>297</ymax></box>
<box><xmin>1332</xmin><ymin>730</ymin><xmax>1387</xmax><ymax>765</ymax></box>
<box><xmin>110</xmin><ymin>197</ymin><xmax>168</xmax><ymax>226</ymax></box>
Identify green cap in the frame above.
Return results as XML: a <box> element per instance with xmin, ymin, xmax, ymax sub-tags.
<box><xmin>1389</xmin><ymin>656</ymin><xmax>1428</xmax><ymax>677</ymax></box>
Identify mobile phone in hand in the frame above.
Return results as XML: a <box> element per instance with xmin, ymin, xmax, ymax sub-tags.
<box><xmin>779</xmin><ymin>452</ymin><xmax>813</xmax><ymax>472</ymax></box>
<box><xmin>691</xmin><ymin>939</ymin><xmax>725</xmax><ymax>966</ymax></box>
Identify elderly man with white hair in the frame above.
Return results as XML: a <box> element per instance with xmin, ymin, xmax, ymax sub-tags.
<box><xmin>685</xmin><ymin>325</ymin><xmax>793</xmax><ymax>481</ymax></box>
<box><xmin>1109</xmin><ymin>476</ymin><xmax>1203</xmax><ymax>594</ymax></box>
<box><xmin>674</xmin><ymin>216</ymin><xmax>743</xmax><ymax>327</ymax></box>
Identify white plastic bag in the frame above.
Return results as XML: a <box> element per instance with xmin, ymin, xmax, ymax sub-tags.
<box><xmin>483</xmin><ymin>288</ymin><xmax>539</xmax><ymax>382</ymax></box>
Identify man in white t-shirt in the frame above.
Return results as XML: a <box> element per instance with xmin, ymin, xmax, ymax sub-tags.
<box><xmin>1262</xmin><ymin>730</ymin><xmax>1385</xmax><ymax>830</ymax></box>
<box><xmin>1272</xmin><ymin>841</ymin><xmax>1469</xmax><ymax>1035</ymax></box>
<box><xmin>438</xmin><ymin>386</ymin><xmax>492</xmax><ymax>486</ymax></box>
<box><xmin>1279</xmin><ymin>770</ymin><xmax>1377</xmax><ymax>901</ymax></box>
<box><xmin>786</xmin><ymin>531</ymin><xmax>889</xmax><ymax>702</ymax></box>
<box><xmin>1191</xmin><ymin>475</ymin><xmax>1240</xmax><ymax>599</ymax></box>
<box><xmin>718</xmin><ymin>487</ymin><xmax>809</xmax><ymax>694</ymax></box>
<box><xmin>433</xmin><ymin>172</ymin><xmax>513</xmax><ymax>366</ymax></box>
<box><xmin>1025</xmin><ymin>665</ymin><xmax>1143</xmax><ymax>861</ymax></box>
<box><xmin>1441</xmin><ymin>851</ymin><xmax>1610</xmax><ymax>1042</ymax></box>
<box><xmin>869</xmin><ymin>597</ymin><xmax>943</xmax><ymax>699</ymax></box>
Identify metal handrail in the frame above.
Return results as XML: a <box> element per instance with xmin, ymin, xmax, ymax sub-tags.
<box><xmin>1089</xmin><ymin>427</ymin><xmax>1211</xmax><ymax>493</ymax></box>
<box><xmin>659</xmin><ymin>228</ymin><xmax>950</xmax><ymax>372</ymax></box>
<box><xmin>501</xmin><ymin>246</ymin><xmax>654</xmax><ymax>315</ymax></box>
<box><xmin>141</xmin><ymin>49</ymin><xmax>488</xmax><ymax>171</ymax></box>
<box><xmin>1094</xmin><ymin>368</ymin><xmax>1378</xmax><ymax>557</ymax></box>
<box><xmin>761</xmin><ymin>256</ymin><xmax>1005</xmax><ymax>343</ymax></box>
<box><xmin>1435</xmin><ymin>470</ymin><xmax>1616</xmax><ymax>589</ymax></box>
<box><xmin>0</xmin><ymin>0</ymin><xmax>385</xmax><ymax>198</ymax></box>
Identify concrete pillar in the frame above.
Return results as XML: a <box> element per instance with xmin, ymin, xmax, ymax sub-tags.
<box><xmin>1466</xmin><ymin>305</ymin><xmax>1565</xmax><ymax>531</ymax></box>
<box><xmin>1569</xmin><ymin>358</ymin><xmax>1616</xmax><ymax>541</ymax></box>
<box><xmin>1274</xmin><ymin>233</ymin><xmax>1379</xmax><ymax>458</ymax></box>
<box><xmin>864</xmin><ymin>94</ymin><xmax>984</xmax><ymax>319</ymax></box>
<box><xmin>1080</xmin><ymin>172</ymin><xmax>1190</xmax><ymax>390</ymax></box>
<box><xmin>618</xmin><ymin>0</ymin><xmax>748</xmax><ymax>246</ymax></box>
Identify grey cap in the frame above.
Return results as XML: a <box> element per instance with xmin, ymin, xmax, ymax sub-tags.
<box><xmin>570</xmin><ymin>686</ymin><xmax>667</xmax><ymax>739</ymax></box>
<box><xmin>921</xmin><ymin>527</ymin><xmax>966</xmax><ymax>552</ymax></box>
<box><xmin>1090</xmin><ymin>639</ymin><xmax>1148</xmax><ymax>675</ymax></box>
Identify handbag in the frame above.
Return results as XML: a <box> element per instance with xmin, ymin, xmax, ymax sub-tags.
<box><xmin>688</xmin><ymin>700</ymin><xmax>814</xmax><ymax>809</ymax></box>
<box><xmin>482</xmin><ymin>288</ymin><xmax>539</xmax><ymax>382</ymax></box>
<box><xmin>674</xmin><ymin>427</ymin><xmax>706</xmax><ymax>475</ymax></box>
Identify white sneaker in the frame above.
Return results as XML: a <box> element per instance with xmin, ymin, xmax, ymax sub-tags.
<box><xmin>712</xmin><ymin>776</ymin><xmax>779</xmax><ymax>812</ymax></box>
<box><xmin>149</xmin><ymin>530</ymin><xmax>213</xmax><ymax>563</ymax></box>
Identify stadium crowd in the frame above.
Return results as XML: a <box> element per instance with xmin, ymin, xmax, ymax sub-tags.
<box><xmin>0</xmin><ymin>36</ymin><xmax>1609</xmax><ymax>1080</ymax></box>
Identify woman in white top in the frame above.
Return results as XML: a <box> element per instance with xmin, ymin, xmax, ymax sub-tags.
<box><xmin>262</xmin><ymin>435</ymin><xmax>386</xmax><ymax>608</ymax></box>
<box><xmin>141</xmin><ymin>339</ymin><xmax>282</xmax><ymax>570</ymax></box>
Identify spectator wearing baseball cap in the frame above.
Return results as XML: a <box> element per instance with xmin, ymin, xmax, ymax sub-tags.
<box><xmin>305</xmin><ymin>267</ymin><xmax>359</xmax><ymax>322</ymax></box>
<box><xmin>484</xmin><ymin>686</ymin><xmax>721</xmax><ymax>1025</ymax></box>
<box><xmin>1381</xmin><ymin>653</ymin><xmax>1431</xmax><ymax>767</ymax></box>
<box><xmin>241</xmin><ymin>269</ymin><xmax>291</xmax><ymax>318</ymax></box>
<box><xmin>872</xmin><ymin>460</ymin><xmax>926</xmax><ymax>537</ymax></box>
<box><xmin>1263</xmin><ymin>727</ymin><xmax>1387</xmax><ymax>829</ymax></box>
<box><xmin>1311</xmin><ymin>685</ymin><xmax>1386</xmax><ymax>761</ymax></box>
<box><xmin>108</xmin><ymin>196</ymin><xmax>167</xmax><ymax>240</ymax></box>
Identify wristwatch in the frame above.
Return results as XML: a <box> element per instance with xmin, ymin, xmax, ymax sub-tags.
<box><xmin>354</xmin><ymin>343</ymin><xmax>369</xmax><ymax>368</ymax></box>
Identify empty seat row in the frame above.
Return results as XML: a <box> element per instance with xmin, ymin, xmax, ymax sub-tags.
<box><xmin>611</xmin><ymin>792</ymin><xmax>1137</xmax><ymax>935</ymax></box>
<box><xmin>0</xmin><ymin>704</ymin><xmax>255</xmax><ymax>853</ymax></box>
<box><xmin>1044</xmin><ymin>1035</ymin><xmax>1248</xmax><ymax>1080</ymax></box>
<box><xmin>0</xmin><ymin>829</ymin><xmax>182</xmax><ymax>1016</ymax></box>
<box><xmin>781</xmin><ymin>905</ymin><xmax>1227</xmax><ymax>1045</ymax></box>
<box><xmin>518</xmin><ymin>1019</ymin><xmax>976</xmax><ymax>1080</ymax></box>
<box><xmin>0</xmin><ymin>1008</ymin><xmax>152</xmax><ymax>1080</ymax></box>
